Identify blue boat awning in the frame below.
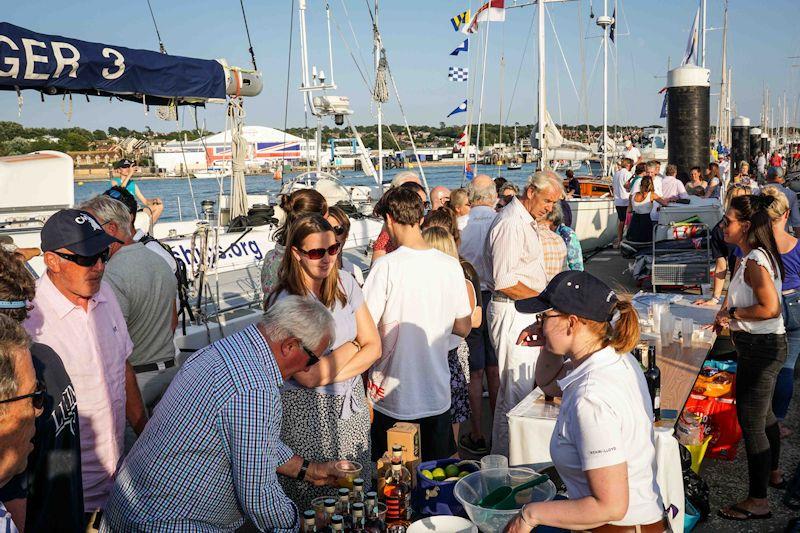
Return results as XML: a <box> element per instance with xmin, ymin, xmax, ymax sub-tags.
<box><xmin>0</xmin><ymin>22</ymin><xmax>226</xmax><ymax>105</ymax></box>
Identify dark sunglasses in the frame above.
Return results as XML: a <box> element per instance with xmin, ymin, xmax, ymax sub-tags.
<box><xmin>296</xmin><ymin>243</ymin><xmax>341</xmax><ymax>260</ymax></box>
<box><xmin>302</xmin><ymin>345</ymin><xmax>321</xmax><ymax>367</ymax></box>
<box><xmin>0</xmin><ymin>381</ymin><xmax>46</xmax><ymax>410</ymax></box>
<box><xmin>332</xmin><ymin>225</ymin><xmax>346</xmax><ymax>237</ymax></box>
<box><xmin>53</xmin><ymin>249</ymin><xmax>110</xmax><ymax>267</ymax></box>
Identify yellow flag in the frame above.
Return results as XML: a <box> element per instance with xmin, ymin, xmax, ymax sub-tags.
<box><xmin>450</xmin><ymin>9</ymin><xmax>471</xmax><ymax>32</ymax></box>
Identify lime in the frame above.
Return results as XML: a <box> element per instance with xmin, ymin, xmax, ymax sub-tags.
<box><xmin>444</xmin><ymin>464</ymin><xmax>461</xmax><ymax>478</ymax></box>
<box><xmin>431</xmin><ymin>467</ymin><xmax>447</xmax><ymax>481</ymax></box>
<box><xmin>458</xmin><ymin>470</ymin><xmax>469</xmax><ymax>478</ymax></box>
<box><xmin>421</xmin><ymin>469</ymin><xmax>433</xmax><ymax>480</ymax></box>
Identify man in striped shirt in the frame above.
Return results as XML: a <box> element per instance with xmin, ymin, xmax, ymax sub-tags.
<box><xmin>101</xmin><ymin>296</ymin><xmax>341</xmax><ymax>532</ymax></box>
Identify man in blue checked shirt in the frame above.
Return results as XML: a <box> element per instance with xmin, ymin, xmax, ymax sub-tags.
<box><xmin>101</xmin><ymin>296</ymin><xmax>342</xmax><ymax>532</ymax></box>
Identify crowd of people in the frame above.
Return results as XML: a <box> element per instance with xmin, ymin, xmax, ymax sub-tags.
<box><xmin>1</xmin><ymin>146</ymin><xmax>798</xmax><ymax>532</ymax></box>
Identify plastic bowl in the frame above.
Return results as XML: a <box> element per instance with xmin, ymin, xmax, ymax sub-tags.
<box><xmin>407</xmin><ymin>516</ymin><xmax>478</xmax><ymax>532</ymax></box>
<box><xmin>453</xmin><ymin>467</ymin><xmax>556</xmax><ymax>533</ymax></box>
<box><xmin>334</xmin><ymin>460</ymin><xmax>363</xmax><ymax>489</ymax></box>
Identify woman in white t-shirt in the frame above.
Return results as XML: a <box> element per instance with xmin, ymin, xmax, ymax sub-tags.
<box><xmin>714</xmin><ymin>194</ymin><xmax>787</xmax><ymax>521</ymax></box>
<box><xmin>264</xmin><ymin>213</ymin><xmax>381</xmax><ymax>509</ymax></box>
<box><xmin>505</xmin><ymin>271</ymin><xmax>665</xmax><ymax>533</ymax></box>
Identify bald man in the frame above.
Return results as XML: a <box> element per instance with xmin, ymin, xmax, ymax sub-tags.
<box><xmin>430</xmin><ymin>186</ymin><xmax>451</xmax><ymax>210</ymax></box>
<box><xmin>458</xmin><ymin>175</ymin><xmax>499</xmax><ymax>455</ymax></box>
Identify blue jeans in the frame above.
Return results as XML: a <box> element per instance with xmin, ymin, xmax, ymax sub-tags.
<box><xmin>772</xmin><ymin>292</ymin><xmax>800</xmax><ymax>420</ymax></box>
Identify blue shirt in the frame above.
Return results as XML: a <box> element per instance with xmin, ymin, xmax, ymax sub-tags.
<box><xmin>556</xmin><ymin>224</ymin><xmax>584</xmax><ymax>271</ymax></box>
<box><xmin>101</xmin><ymin>325</ymin><xmax>297</xmax><ymax>532</ymax></box>
<box><xmin>110</xmin><ymin>177</ymin><xmax>137</xmax><ymax>199</ymax></box>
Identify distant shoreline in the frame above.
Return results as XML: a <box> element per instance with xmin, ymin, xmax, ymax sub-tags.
<box><xmin>73</xmin><ymin>159</ymin><xmax>484</xmax><ymax>182</ymax></box>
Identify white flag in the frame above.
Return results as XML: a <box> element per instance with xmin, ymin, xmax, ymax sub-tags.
<box><xmin>681</xmin><ymin>8</ymin><xmax>700</xmax><ymax>66</ymax></box>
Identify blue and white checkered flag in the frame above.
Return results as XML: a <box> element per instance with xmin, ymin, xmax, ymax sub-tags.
<box><xmin>448</xmin><ymin>67</ymin><xmax>469</xmax><ymax>82</ymax></box>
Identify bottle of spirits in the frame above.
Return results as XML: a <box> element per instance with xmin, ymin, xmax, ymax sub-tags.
<box><xmin>331</xmin><ymin>514</ymin><xmax>345</xmax><ymax>532</ymax></box>
<box><xmin>303</xmin><ymin>509</ymin><xmax>318</xmax><ymax>532</ymax></box>
<box><xmin>350</xmin><ymin>503</ymin><xmax>366</xmax><ymax>532</ymax></box>
<box><xmin>364</xmin><ymin>491</ymin><xmax>385</xmax><ymax>533</ymax></box>
<box><xmin>319</xmin><ymin>498</ymin><xmax>337</xmax><ymax>532</ymax></box>
<box><xmin>645</xmin><ymin>345</ymin><xmax>661</xmax><ymax>421</ymax></box>
<box><xmin>381</xmin><ymin>454</ymin><xmax>411</xmax><ymax>526</ymax></box>
<box><xmin>352</xmin><ymin>478</ymin><xmax>365</xmax><ymax>505</ymax></box>
<box><xmin>337</xmin><ymin>488</ymin><xmax>353</xmax><ymax>530</ymax></box>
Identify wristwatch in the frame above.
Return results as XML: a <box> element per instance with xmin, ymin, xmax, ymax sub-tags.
<box><xmin>728</xmin><ymin>306</ymin><xmax>737</xmax><ymax>319</ymax></box>
<box><xmin>297</xmin><ymin>458</ymin><xmax>310</xmax><ymax>481</ymax></box>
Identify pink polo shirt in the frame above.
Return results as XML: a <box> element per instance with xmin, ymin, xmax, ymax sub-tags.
<box><xmin>24</xmin><ymin>274</ymin><xmax>132</xmax><ymax>512</ymax></box>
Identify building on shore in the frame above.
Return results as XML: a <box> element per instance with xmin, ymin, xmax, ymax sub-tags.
<box><xmin>152</xmin><ymin>126</ymin><xmax>323</xmax><ymax>176</ymax></box>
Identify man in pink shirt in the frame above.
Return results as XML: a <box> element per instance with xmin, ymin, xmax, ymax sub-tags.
<box><xmin>23</xmin><ymin>209</ymin><xmax>146</xmax><ymax>530</ymax></box>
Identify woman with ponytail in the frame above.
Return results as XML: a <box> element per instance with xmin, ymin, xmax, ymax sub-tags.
<box><xmin>715</xmin><ymin>194</ymin><xmax>787</xmax><ymax>521</ymax></box>
<box><xmin>505</xmin><ymin>271</ymin><xmax>666</xmax><ymax>533</ymax></box>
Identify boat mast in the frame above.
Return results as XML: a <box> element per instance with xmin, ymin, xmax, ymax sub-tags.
<box><xmin>374</xmin><ymin>0</ymin><xmax>383</xmax><ymax>184</ymax></box>
<box><xmin>597</xmin><ymin>0</ymin><xmax>613</xmax><ymax>177</ymax></box>
<box><xmin>700</xmin><ymin>0</ymin><xmax>707</xmax><ymax>68</ymax></box>
<box><xmin>716</xmin><ymin>0</ymin><xmax>728</xmax><ymax>148</ymax></box>
<box><xmin>537</xmin><ymin>0</ymin><xmax>547</xmax><ymax>169</ymax></box>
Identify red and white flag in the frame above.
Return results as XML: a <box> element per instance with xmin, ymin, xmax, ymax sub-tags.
<box><xmin>453</xmin><ymin>129</ymin><xmax>468</xmax><ymax>153</ymax></box>
<box><xmin>464</xmin><ymin>0</ymin><xmax>505</xmax><ymax>34</ymax></box>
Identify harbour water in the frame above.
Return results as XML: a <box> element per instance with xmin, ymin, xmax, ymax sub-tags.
<box><xmin>73</xmin><ymin>163</ymin><xmax>582</xmax><ymax>223</ymax></box>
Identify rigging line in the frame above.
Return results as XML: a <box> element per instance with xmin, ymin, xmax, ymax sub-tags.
<box><xmin>545</xmin><ymin>7</ymin><xmax>581</xmax><ymax>108</ymax></box>
<box><xmin>475</xmin><ymin>21</ymin><xmax>492</xmax><ymax>169</ymax></box>
<box><xmin>586</xmin><ymin>39</ymin><xmax>604</xmax><ymax>103</ymax></box>
<box><xmin>504</xmin><ymin>7</ymin><xmax>536</xmax><ymax>124</ymax></box>
<box><xmin>281</xmin><ymin>0</ymin><xmax>297</xmax><ymax>184</ymax></box>
<box><xmin>329</xmin><ymin>11</ymin><xmax>373</xmax><ymax>94</ymax></box>
<box><xmin>145</xmin><ymin>0</ymin><xmax>167</xmax><ymax>54</ymax></box>
<box><xmin>337</xmin><ymin>0</ymin><xmax>373</xmax><ymax>87</ymax></box>
<box><xmin>238</xmin><ymin>0</ymin><xmax>258</xmax><ymax>70</ymax></box>
<box><xmin>177</xmin><ymin>107</ymin><xmax>200</xmax><ymax>220</ymax></box>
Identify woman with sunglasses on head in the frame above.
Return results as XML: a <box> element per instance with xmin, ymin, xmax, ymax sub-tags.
<box><xmin>0</xmin><ymin>250</ymin><xmax>84</xmax><ymax>532</ymax></box>
<box><xmin>505</xmin><ymin>271</ymin><xmax>666</xmax><ymax>533</ymax></box>
<box><xmin>260</xmin><ymin>189</ymin><xmax>328</xmax><ymax>299</ymax></box>
<box><xmin>760</xmin><ymin>187</ymin><xmax>800</xmax><ymax>439</ymax></box>
<box><xmin>326</xmin><ymin>205</ymin><xmax>364</xmax><ymax>286</ymax></box>
<box><xmin>714</xmin><ymin>194</ymin><xmax>787</xmax><ymax>521</ymax></box>
<box><xmin>265</xmin><ymin>214</ymin><xmax>381</xmax><ymax>509</ymax></box>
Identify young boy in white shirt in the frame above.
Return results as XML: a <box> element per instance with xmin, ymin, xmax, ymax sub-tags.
<box><xmin>364</xmin><ymin>187</ymin><xmax>472</xmax><ymax>460</ymax></box>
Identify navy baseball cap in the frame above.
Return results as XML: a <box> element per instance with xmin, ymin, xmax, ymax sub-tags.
<box><xmin>113</xmin><ymin>158</ymin><xmax>136</xmax><ymax>169</ymax></box>
<box><xmin>41</xmin><ymin>209</ymin><xmax>120</xmax><ymax>256</ymax></box>
<box><xmin>516</xmin><ymin>271</ymin><xmax>619</xmax><ymax>323</ymax></box>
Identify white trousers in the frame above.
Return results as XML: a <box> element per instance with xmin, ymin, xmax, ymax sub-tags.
<box><xmin>488</xmin><ymin>299</ymin><xmax>541</xmax><ymax>457</ymax></box>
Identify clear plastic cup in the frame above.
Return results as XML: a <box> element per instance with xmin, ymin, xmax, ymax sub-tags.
<box><xmin>480</xmin><ymin>455</ymin><xmax>509</xmax><ymax>494</ymax></box>
<box><xmin>681</xmin><ymin>318</ymin><xmax>694</xmax><ymax>348</ymax></box>
<box><xmin>660</xmin><ymin>313</ymin><xmax>674</xmax><ymax>346</ymax></box>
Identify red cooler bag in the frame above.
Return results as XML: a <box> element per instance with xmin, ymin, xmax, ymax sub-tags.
<box><xmin>683</xmin><ymin>394</ymin><xmax>742</xmax><ymax>460</ymax></box>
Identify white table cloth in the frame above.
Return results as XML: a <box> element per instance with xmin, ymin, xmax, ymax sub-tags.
<box><xmin>508</xmin><ymin>390</ymin><xmax>685</xmax><ymax>533</ymax></box>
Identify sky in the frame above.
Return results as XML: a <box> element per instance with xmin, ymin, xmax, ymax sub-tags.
<box><xmin>2</xmin><ymin>0</ymin><xmax>799</xmax><ymax>134</ymax></box>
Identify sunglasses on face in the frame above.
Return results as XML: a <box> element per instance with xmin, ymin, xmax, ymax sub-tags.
<box><xmin>535</xmin><ymin>311</ymin><xmax>563</xmax><ymax>325</ymax></box>
<box><xmin>296</xmin><ymin>243</ymin><xmax>341</xmax><ymax>260</ymax></box>
<box><xmin>332</xmin><ymin>225</ymin><xmax>346</xmax><ymax>237</ymax></box>
<box><xmin>302</xmin><ymin>344</ymin><xmax>321</xmax><ymax>367</ymax></box>
<box><xmin>53</xmin><ymin>248</ymin><xmax>110</xmax><ymax>267</ymax></box>
<box><xmin>0</xmin><ymin>381</ymin><xmax>46</xmax><ymax>410</ymax></box>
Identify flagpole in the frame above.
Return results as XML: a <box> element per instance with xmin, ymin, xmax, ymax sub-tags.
<box><xmin>476</xmin><ymin>17</ymin><xmax>492</xmax><ymax>171</ymax></box>
<box><xmin>375</xmin><ymin>0</ymin><xmax>383</xmax><ymax>183</ymax></box>
<box><xmin>537</xmin><ymin>0</ymin><xmax>547</xmax><ymax>170</ymax></box>
<box><xmin>597</xmin><ymin>0</ymin><xmax>613</xmax><ymax>177</ymax></box>
<box><xmin>463</xmin><ymin>3</ymin><xmax>472</xmax><ymax>182</ymax></box>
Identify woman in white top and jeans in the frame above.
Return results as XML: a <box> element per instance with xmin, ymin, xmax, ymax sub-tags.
<box><xmin>715</xmin><ymin>194</ymin><xmax>787</xmax><ymax>521</ymax></box>
<box><xmin>505</xmin><ymin>271</ymin><xmax>665</xmax><ymax>533</ymax></box>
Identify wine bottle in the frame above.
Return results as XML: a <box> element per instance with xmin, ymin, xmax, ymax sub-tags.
<box><xmin>645</xmin><ymin>345</ymin><xmax>661</xmax><ymax>421</ymax></box>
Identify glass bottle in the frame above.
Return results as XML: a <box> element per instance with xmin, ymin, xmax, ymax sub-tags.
<box><xmin>352</xmin><ymin>478</ymin><xmax>366</xmax><ymax>505</ymax></box>
<box><xmin>319</xmin><ymin>498</ymin><xmax>337</xmax><ymax>532</ymax></box>
<box><xmin>303</xmin><ymin>509</ymin><xmax>318</xmax><ymax>532</ymax></box>
<box><xmin>331</xmin><ymin>514</ymin><xmax>344</xmax><ymax>532</ymax></box>
<box><xmin>364</xmin><ymin>491</ymin><xmax>385</xmax><ymax>533</ymax></box>
<box><xmin>350</xmin><ymin>502</ymin><xmax>366</xmax><ymax>532</ymax></box>
<box><xmin>337</xmin><ymin>487</ymin><xmax>353</xmax><ymax>530</ymax></box>
<box><xmin>381</xmin><ymin>454</ymin><xmax>411</xmax><ymax>526</ymax></box>
<box><xmin>645</xmin><ymin>345</ymin><xmax>662</xmax><ymax>421</ymax></box>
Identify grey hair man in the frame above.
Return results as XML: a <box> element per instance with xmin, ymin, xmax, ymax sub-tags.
<box><xmin>0</xmin><ymin>315</ymin><xmax>39</xmax><ymax>489</ymax></box>
<box><xmin>80</xmin><ymin>195</ymin><xmax>179</xmax><ymax>450</ymax></box>
<box><xmin>486</xmin><ymin>170</ymin><xmax>564</xmax><ymax>456</ymax></box>
<box><xmin>101</xmin><ymin>296</ymin><xmax>342</xmax><ymax>532</ymax></box>
<box><xmin>389</xmin><ymin>170</ymin><xmax>421</xmax><ymax>188</ymax></box>
<box><xmin>0</xmin><ymin>315</ymin><xmax>41</xmax><ymax>530</ymax></box>
<box><xmin>458</xmin><ymin>174</ymin><xmax>500</xmax><ymax>455</ymax></box>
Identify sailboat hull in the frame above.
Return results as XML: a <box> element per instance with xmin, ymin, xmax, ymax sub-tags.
<box><xmin>566</xmin><ymin>198</ymin><xmax>617</xmax><ymax>251</ymax></box>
